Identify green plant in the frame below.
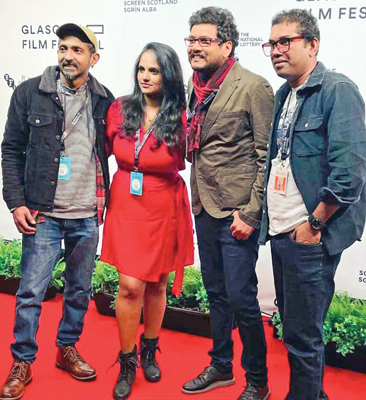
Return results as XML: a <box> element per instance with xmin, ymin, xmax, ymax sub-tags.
<box><xmin>167</xmin><ymin>266</ymin><xmax>210</xmax><ymax>314</ymax></box>
<box><xmin>271</xmin><ymin>310</ymin><xmax>283</xmax><ymax>340</ymax></box>
<box><xmin>271</xmin><ymin>292</ymin><xmax>366</xmax><ymax>356</ymax></box>
<box><xmin>195</xmin><ymin>284</ymin><xmax>210</xmax><ymax>314</ymax></box>
<box><xmin>90</xmin><ymin>262</ymin><xmax>209</xmax><ymax>313</ymax></box>
<box><xmin>0</xmin><ymin>238</ymin><xmax>66</xmax><ymax>292</ymax></box>
<box><xmin>0</xmin><ymin>238</ymin><xmax>22</xmax><ymax>278</ymax></box>
<box><xmin>49</xmin><ymin>258</ymin><xmax>66</xmax><ymax>290</ymax></box>
<box><xmin>91</xmin><ymin>260</ymin><xmax>119</xmax><ymax>296</ymax></box>
<box><xmin>91</xmin><ymin>260</ymin><xmax>119</xmax><ymax>311</ymax></box>
<box><xmin>323</xmin><ymin>292</ymin><xmax>366</xmax><ymax>355</ymax></box>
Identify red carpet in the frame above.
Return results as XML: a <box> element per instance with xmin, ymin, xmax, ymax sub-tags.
<box><xmin>1</xmin><ymin>293</ymin><xmax>365</xmax><ymax>400</ymax></box>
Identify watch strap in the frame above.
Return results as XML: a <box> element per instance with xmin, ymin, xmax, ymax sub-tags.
<box><xmin>308</xmin><ymin>214</ymin><xmax>325</xmax><ymax>231</ymax></box>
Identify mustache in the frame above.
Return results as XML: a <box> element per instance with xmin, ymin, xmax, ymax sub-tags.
<box><xmin>189</xmin><ymin>52</ymin><xmax>206</xmax><ymax>60</ymax></box>
<box><xmin>62</xmin><ymin>61</ymin><xmax>78</xmax><ymax>67</ymax></box>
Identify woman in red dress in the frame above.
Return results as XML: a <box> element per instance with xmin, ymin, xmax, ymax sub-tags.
<box><xmin>101</xmin><ymin>42</ymin><xmax>194</xmax><ymax>400</ymax></box>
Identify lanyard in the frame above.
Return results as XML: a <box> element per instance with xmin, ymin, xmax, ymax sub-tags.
<box><xmin>134</xmin><ymin>115</ymin><xmax>159</xmax><ymax>171</ymax></box>
<box><xmin>61</xmin><ymin>95</ymin><xmax>89</xmax><ymax>152</ymax></box>
<box><xmin>186</xmin><ymin>90</ymin><xmax>218</xmax><ymax>158</ymax></box>
<box><xmin>278</xmin><ymin>90</ymin><xmax>298</xmax><ymax>161</ymax></box>
<box><xmin>187</xmin><ymin>90</ymin><xmax>218</xmax><ymax>121</ymax></box>
<box><xmin>58</xmin><ymin>81</ymin><xmax>90</xmax><ymax>153</ymax></box>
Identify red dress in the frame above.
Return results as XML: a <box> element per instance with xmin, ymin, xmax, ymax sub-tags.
<box><xmin>101</xmin><ymin>98</ymin><xmax>194</xmax><ymax>296</ymax></box>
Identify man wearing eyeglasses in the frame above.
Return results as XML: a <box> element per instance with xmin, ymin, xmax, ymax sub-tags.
<box><xmin>182</xmin><ymin>7</ymin><xmax>273</xmax><ymax>400</ymax></box>
<box><xmin>259</xmin><ymin>9</ymin><xmax>366</xmax><ymax>400</ymax></box>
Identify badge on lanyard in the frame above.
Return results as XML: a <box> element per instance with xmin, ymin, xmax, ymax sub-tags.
<box><xmin>58</xmin><ymin>156</ymin><xmax>72</xmax><ymax>181</ymax></box>
<box><xmin>273</xmin><ymin>166</ymin><xmax>288</xmax><ymax>195</ymax></box>
<box><xmin>130</xmin><ymin>171</ymin><xmax>143</xmax><ymax>196</ymax></box>
<box><xmin>130</xmin><ymin>117</ymin><xmax>159</xmax><ymax>196</ymax></box>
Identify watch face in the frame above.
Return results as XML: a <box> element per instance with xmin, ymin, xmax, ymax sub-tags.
<box><xmin>309</xmin><ymin>215</ymin><xmax>323</xmax><ymax>230</ymax></box>
<box><xmin>313</xmin><ymin>220</ymin><xmax>322</xmax><ymax>229</ymax></box>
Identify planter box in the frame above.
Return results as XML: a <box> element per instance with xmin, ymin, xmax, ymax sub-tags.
<box><xmin>0</xmin><ymin>275</ymin><xmax>58</xmax><ymax>301</ymax></box>
<box><xmin>0</xmin><ymin>276</ymin><xmax>20</xmax><ymax>296</ymax></box>
<box><xmin>272</xmin><ymin>325</ymin><xmax>280</xmax><ymax>339</ymax></box>
<box><xmin>93</xmin><ymin>292</ymin><xmax>212</xmax><ymax>337</ymax></box>
<box><xmin>325</xmin><ymin>342</ymin><xmax>366</xmax><ymax>373</ymax></box>
<box><xmin>43</xmin><ymin>286</ymin><xmax>58</xmax><ymax>301</ymax></box>
<box><xmin>163</xmin><ymin>306</ymin><xmax>212</xmax><ymax>338</ymax></box>
<box><xmin>271</xmin><ymin>325</ymin><xmax>366</xmax><ymax>373</ymax></box>
<box><xmin>93</xmin><ymin>292</ymin><xmax>116</xmax><ymax>317</ymax></box>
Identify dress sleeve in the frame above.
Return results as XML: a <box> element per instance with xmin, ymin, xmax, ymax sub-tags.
<box><xmin>105</xmin><ymin>98</ymin><xmax>123</xmax><ymax>157</ymax></box>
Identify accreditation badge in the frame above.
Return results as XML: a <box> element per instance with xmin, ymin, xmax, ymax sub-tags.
<box><xmin>273</xmin><ymin>166</ymin><xmax>288</xmax><ymax>195</ymax></box>
<box><xmin>58</xmin><ymin>156</ymin><xmax>71</xmax><ymax>181</ymax></box>
<box><xmin>130</xmin><ymin>171</ymin><xmax>143</xmax><ymax>196</ymax></box>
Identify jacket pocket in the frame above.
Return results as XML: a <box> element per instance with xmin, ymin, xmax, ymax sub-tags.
<box><xmin>214</xmin><ymin>111</ymin><xmax>249</xmax><ymax>143</ymax></box>
<box><xmin>24</xmin><ymin>147</ymin><xmax>50</xmax><ymax>185</ymax></box>
<box><xmin>27</xmin><ymin>114</ymin><xmax>53</xmax><ymax>127</ymax></box>
<box><xmin>215</xmin><ymin>165</ymin><xmax>257</xmax><ymax>210</ymax></box>
<box><xmin>27</xmin><ymin>113</ymin><xmax>53</xmax><ymax>145</ymax></box>
<box><xmin>292</xmin><ymin>115</ymin><xmax>325</xmax><ymax>156</ymax></box>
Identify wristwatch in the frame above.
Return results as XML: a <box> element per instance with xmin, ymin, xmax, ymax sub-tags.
<box><xmin>308</xmin><ymin>214</ymin><xmax>325</xmax><ymax>231</ymax></box>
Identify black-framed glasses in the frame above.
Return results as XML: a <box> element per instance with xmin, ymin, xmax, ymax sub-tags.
<box><xmin>262</xmin><ymin>35</ymin><xmax>307</xmax><ymax>57</ymax></box>
<box><xmin>184</xmin><ymin>37</ymin><xmax>222</xmax><ymax>47</ymax></box>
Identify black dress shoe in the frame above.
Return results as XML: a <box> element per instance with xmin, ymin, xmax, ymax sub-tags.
<box><xmin>238</xmin><ymin>383</ymin><xmax>270</xmax><ymax>400</ymax></box>
<box><xmin>113</xmin><ymin>346</ymin><xmax>138</xmax><ymax>400</ymax></box>
<box><xmin>182</xmin><ymin>365</ymin><xmax>235</xmax><ymax>394</ymax></box>
<box><xmin>139</xmin><ymin>334</ymin><xmax>161</xmax><ymax>382</ymax></box>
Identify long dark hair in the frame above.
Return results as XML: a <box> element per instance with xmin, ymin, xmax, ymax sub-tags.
<box><xmin>121</xmin><ymin>42</ymin><xmax>186</xmax><ymax>152</ymax></box>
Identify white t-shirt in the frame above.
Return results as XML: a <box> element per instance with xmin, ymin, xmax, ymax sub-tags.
<box><xmin>267</xmin><ymin>87</ymin><xmax>308</xmax><ymax>236</ymax></box>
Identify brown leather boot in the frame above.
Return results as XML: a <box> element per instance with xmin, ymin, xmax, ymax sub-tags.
<box><xmin>56</xmin><ymin>345</ymin><xmax>96</xmax><ymax>381</ymax></box>
<box><xmin>0</xmin><ymin>360</ymin><xmax>32</xmax><ymax>400</ymax></box>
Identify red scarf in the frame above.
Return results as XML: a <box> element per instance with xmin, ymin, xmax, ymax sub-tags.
<box><xmin>187</xmin><ymin>57</ymin><xmax>236</xmax><ymax>152</ymax></box>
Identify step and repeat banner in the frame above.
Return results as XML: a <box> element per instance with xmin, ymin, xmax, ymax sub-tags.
<box><xmin>1</xmin><ymin>0</ymin><xmax>365</xmax><ymax>311</ymax></box>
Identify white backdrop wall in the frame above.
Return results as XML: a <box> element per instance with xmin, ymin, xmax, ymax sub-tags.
<box><xmin>1</xmin><ymin>0</ymin><xmax>366</xmax><ymax>312</ymax></box>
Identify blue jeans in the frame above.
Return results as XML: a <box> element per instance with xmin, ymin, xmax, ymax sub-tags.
<box><xmin>11</xmin><ymin>216</ymin><xmax>99</xmax><ymax>363</ymax></box>
<box><xmin>270</xmin><ymin>233</ymin><xmax>341</xmax><ymax>400</ymax></box>
<box><xmin>195</xmin><ymin>209</ymin><xmax>268</xmax><ymax>387</ymax></box>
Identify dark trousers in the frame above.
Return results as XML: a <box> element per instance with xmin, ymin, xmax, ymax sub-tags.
<box><xmin>195</xmin><ymin>209</ymin><xmax>268</xmax><ymax>387</ymax></box>
<box><xmin>271</xmin><ymin>233</ymin><xmax>341</xmax><ymax>400</ymax></box>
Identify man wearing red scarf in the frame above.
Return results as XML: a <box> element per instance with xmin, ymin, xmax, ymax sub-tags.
<box><xmin>182</xmin><ymin>7</ymin><xmax>274</xmax><ymax>400</ymax></box>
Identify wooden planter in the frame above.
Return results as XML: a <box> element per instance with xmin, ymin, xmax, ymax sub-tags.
<box><xmin>93</xmin><ymin>292</ymin><xmax>212</xmax><ymax>337</ymax></box>
<box><xmin>0</xmin><ymin>275</ymin><xmax>58</xmax><ymax>301</ymax></box>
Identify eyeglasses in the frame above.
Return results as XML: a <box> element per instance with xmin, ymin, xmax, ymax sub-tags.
<box><xmin>262</xmin><ymin>35</ymin><xmax>307</xmax><ymax>57</ymax></box>
<box><xmin>184</xmin><ymin>37</ymin><xmax>222</xmax><ymax>47</ymax></box>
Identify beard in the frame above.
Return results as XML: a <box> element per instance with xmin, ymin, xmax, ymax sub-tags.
<box><xmin>62</xmin><ymin>71</ymin><xmax>79</xmax><ymax>81</ymax></box>
<box><xmin>60</xmin><ymin>61</ymin><xmax>82</xmax><ymax>81</ymax></box>
<box><xmin>190</xmin><ymin>62</ymin><xmax>222</xmax><ymax>80</ymax></box>
<box><xmin>189</xmin><ymin>54</ymin><xmax>221</xmax><ymax>77</ymax></box>
<box><xmin>191</xmin><ymin>63</ymin><xmax>219</xmax><ymax>74</ymax></box>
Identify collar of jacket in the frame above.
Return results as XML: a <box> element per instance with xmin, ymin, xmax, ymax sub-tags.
<box><xmin>274</xmin><ymin>61</ymin><xmax>327</xmax><ymax>114</ymax></box>
<box><xmin>38</xmin><ymin>65</ymin><xmax>108</xmax><ymax>98</ymax></box>
<box><xmin>188</xmin><ymin>60</ymin><xmax>240</xmax><ymax>98</ymax></box>
<box><xmin>187</xmin><ymin>60</ymin><xmax>241</xmax><ymax>142</ymax></box>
